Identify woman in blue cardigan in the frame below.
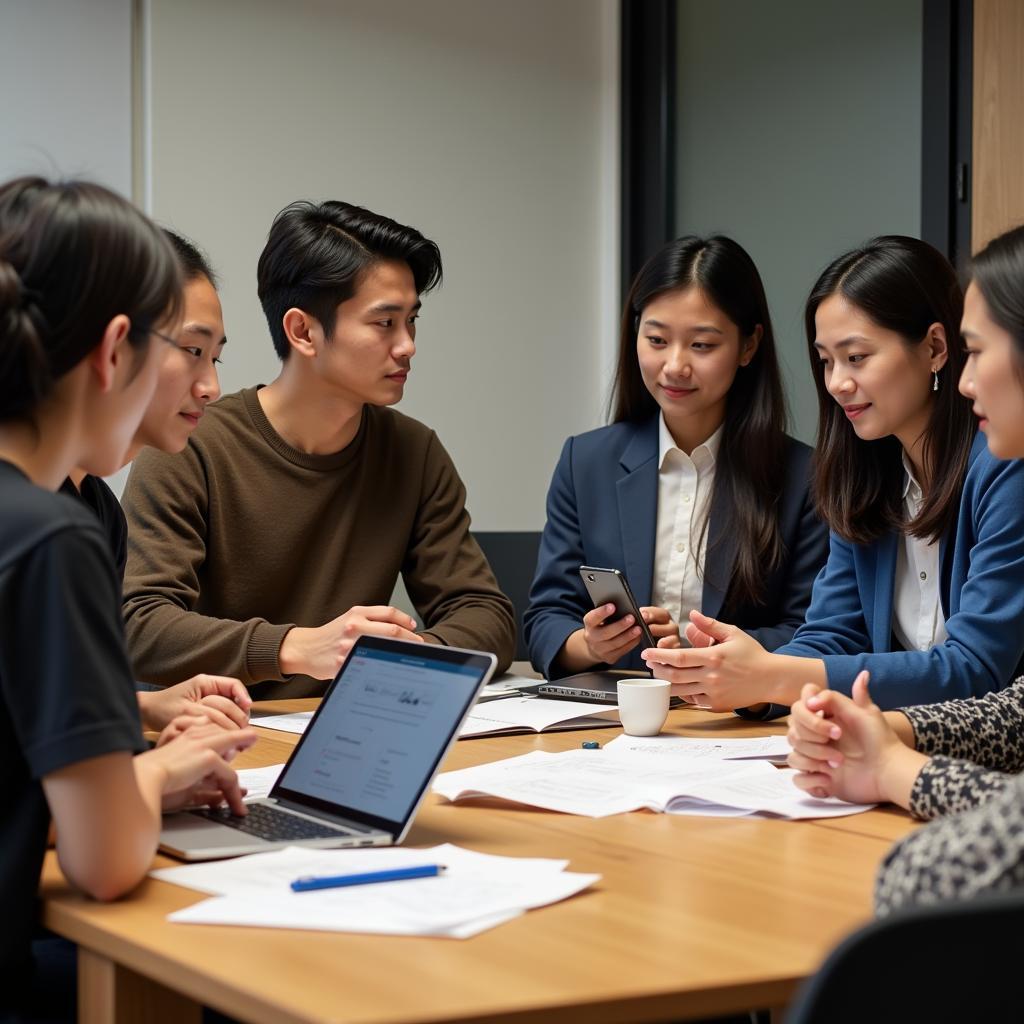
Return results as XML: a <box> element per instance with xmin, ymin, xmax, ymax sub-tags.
<box><xmin>645</xmin><ymin>236</ymin><xmax>1024</xmax><ymax>713</ymax></box>
<box><xmin>524</xmin><ymin>235</ymin><xmax>829</xmax><ymax>679</ymax></box>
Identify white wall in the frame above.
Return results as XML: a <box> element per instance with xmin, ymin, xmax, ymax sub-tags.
<box><xmin>0</xmin><ymin>0</ymin><xmax>133</xmax><ymax>195</ymax></box>
<box><xmin>144</xmin><ymin>0</ymin><xmax>619</xmax><ymax>530</ymax></box>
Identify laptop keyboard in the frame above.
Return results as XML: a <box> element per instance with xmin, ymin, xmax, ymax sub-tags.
<box><xmin>193</xmin><ymin>802</ymin><xmax>368</xmax><ymax>842</ymax></box>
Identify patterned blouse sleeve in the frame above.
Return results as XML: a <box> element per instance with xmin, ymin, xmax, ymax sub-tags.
<box><xmin>901</xmin><ymin>676</ymin><xmax>1024</xmax><ymax>772</ymax></box>
<box><xmin>907</xmin><ymin>756</ymin><xmax>1014</xmax><ymax>819</ymax></box>
<box><xmin>875</xmin><ymin>772</ymin><xmax>1024</xmax><ymax>916</ymax></box>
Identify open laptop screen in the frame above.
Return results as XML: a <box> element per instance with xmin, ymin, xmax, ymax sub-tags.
<box><xmin>272</xmin><ymin>638</ymin><xmax>492</xmax><ymax>836</ymax></box>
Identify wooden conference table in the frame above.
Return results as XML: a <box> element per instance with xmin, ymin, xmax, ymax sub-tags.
<box><xmin>40</xmin><ymin>672</ymin><xmax>921</xmax><ymax>1024</ymax></box>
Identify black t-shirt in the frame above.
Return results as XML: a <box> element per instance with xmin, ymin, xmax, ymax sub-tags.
<box><xmin>59</xmin><ymin>474</ymin><xmax>128</xmax><ymax>580</ymax></box>
<box><xmin>0</xmin><ymin>462</ymin><xmax>144</xmax><ymax>1004</ymax></box>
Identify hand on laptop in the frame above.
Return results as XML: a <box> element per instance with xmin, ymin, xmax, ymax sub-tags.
<box><xmin>138</xmin><ymin>674</ymin><xmax>252</xmax><ymax>735</ymax></box>
<box><xmin>137</xmin><ymin>721</ymin><xmax>258</xmax><ymax>816</ymax></box>
<box><xmin>278</xmin><ymin>606</ymin><xmax>423</xmax><ymax>680</ymax></box>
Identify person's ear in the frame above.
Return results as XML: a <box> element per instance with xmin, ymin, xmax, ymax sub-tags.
<box><xmin>87</xmin><ymin>314</ymin><xmax>132</xmax><ymax>393</ymax></box>
<box><xmin>282</xmin><ymin>308</ymin><xmax>323</xmax><ymax>361</ymax></box>
<box><xmin>926</xmin><ymin>321</ymin><xmax>949</xmax><ymax>372</ymax></box>
<box><xmin>739</xmin><ymin>324</ymin><xmax>763</xmax><ymax>367</ymax></box>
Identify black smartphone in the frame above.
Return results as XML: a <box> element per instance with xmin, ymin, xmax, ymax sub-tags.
<box><xmin>579</xmin><ymin>565</ymin><xmax>657</xmax><ymax>650</ymax></box>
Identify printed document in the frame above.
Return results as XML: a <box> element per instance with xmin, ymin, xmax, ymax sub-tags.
<box><xmin>433</xmin><ymin>748</ymin><xmax>874</xmax><ymax>819</ymax></box>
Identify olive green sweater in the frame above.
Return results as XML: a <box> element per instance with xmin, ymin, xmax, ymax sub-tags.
<box><xmin>121</xmin><ymin>387</ymin><xmax>515</xmax><ymax>697</ymax></box>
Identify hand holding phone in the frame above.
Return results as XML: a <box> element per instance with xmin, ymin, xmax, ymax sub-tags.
<box><xmin>579</xmin><ymin>566</ymin><xmax>658</xmax><ymax>661</ymax></box>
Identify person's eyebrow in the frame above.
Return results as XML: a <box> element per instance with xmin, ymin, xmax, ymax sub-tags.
<box><xmin>366</xmin><ymin>299</ymin><xmax>422</xmax><ymax>315</ymax></box>
<box><xmin>961</xmin><ymin>328</ymin><xmax>978</xmax><ymax>340</ymax></box>
<box><xmin>182</xmin><ymin>322</ymin><xmax>227</xmax><ymax>346</ymax></box>
<box><xmin>642</xmin><ymin>318</ymin><xmax>723</xmax><ymax>334</ymax></box>
<box><xmin>813</xmin><ymin>336</ymin><xmax>867</xmax><ymax>350</ymax></box>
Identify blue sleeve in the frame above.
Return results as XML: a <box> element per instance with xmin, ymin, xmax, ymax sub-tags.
<box><xmin>523</xmin><ymin>438</ymin><xmax>592</xmax><ymax>679</ymax></box>
<box><xmin>744</xmin><ymin>473</ymin><xmax>830</xmax><ymax>652</ymax></box>
<box><xmin>776</xmin><ymin>531</ymin><xmax>872</xmax><ymax>659</ymax></box>
<box><xmin>783</xmin><ymin>458</ymin><xmax>1024</xmax><ymax>709</ymax></box>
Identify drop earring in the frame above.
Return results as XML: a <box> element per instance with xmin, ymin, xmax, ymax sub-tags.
<box><xmin>932</xmin><ymin>370</ymin><xmax>939</xmax><ymax>392</ymax></box>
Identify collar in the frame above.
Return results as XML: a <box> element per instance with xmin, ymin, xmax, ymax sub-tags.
<box><xmin>901</xmin><ymin>450</ymin><xmax>923</xmax><ymax>503</ymax></box>
<box><xmin>658</xmin><ymin>413</ymin><xmax>723</xmax><ymax>472</ymax></box>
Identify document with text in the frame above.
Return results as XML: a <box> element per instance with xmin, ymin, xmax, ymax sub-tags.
<box><xmin>432</xmin><ymin>748</ymin><xmax>874</xmax><ymax>819</ymax></box>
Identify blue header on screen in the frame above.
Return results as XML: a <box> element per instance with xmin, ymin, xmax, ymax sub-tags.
<box><xmin>355</xmin><ymin>647</ymin><xmax>481</xmax><ymax>678</ymax></box>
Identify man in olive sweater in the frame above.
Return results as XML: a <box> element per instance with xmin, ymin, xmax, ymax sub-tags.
<box><xmin>121</xmin><ymin>200</ymin><xmax>515</xmax><ymax>698</ymax></box>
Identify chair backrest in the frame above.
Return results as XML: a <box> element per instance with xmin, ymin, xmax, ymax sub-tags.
<box><xmin>786</xmin><ymin>891</ymin><xmax>1024</xmax><ymax>1023</ymax></box>
<box><xmin>472</xmin><ymin>531</ymin><xmax>542</xmax><ymax>663</ymax></box>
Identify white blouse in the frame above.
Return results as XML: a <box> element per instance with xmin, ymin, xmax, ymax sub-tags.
<box><xmin>892</xmin><ymin>456</ymin><xmax>948</xmax><ymax>652</ymax></box>
<box><xmin>650</xmin><ymin>415</ymin><xmax>721</xmax><ymax>637</ymax></box>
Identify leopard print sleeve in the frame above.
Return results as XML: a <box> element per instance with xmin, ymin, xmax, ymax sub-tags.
<box><xmin>908</xmin><ymin>756</ymin><xmax>1013</xmax><ymax>819</ymax></box>
<box><xmin>875</xmin><ymin>771</ymin><xmax>1024</xmax><ymax>916</ymax></box>
<box><xmin>901</xmin><ymin>676</ymin><xmax>1024</xmax><ymax>772</ymax></box>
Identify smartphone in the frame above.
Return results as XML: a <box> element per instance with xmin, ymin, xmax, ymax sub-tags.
<box><xmin>579</xmin><ymin>566</ymin><xmax>657</xmax><ymax>650</ymax></box>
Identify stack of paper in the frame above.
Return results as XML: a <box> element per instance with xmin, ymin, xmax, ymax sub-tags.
<box><xmin>152</xmin><ymin>844</ymin><xmax>599</xmax><ymax>938</ymax></box>
<box><xmin>433</xmin><ymin>742</ymin><xmax>874</xmax><ymax>820</ymax></box>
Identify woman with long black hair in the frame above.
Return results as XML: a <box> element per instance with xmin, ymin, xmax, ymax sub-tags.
<box><xmin>524</xmin><ymin>234</ymin><xmax>828</xmax><ymax>678</ymax></box>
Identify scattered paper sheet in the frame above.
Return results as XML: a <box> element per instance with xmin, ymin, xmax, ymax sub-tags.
<box><xmin>433</xmin><ymin>748</ymin><xmax>874</xmax><ymax>820</ymax></box>
<box><xmin>460</xmin><ymin>697</ymin><xmax>619</xmax><ymax>737</ymax></box>
<box><xmin>663</xmin><ymin>768</ymin><xmax>875</xmax><ymax>819</ymax></box>
<box><xmin>153</xmin><ymin>843</ymin><xmax>598</xmax><ymax>938</ymax></box>
<box><xmin>603</xmin><ymin>733</ymin><xmax>791</xmax><ymax>763</ymax></box>
<box><xmin>251</xmin><ymin>711</ymin><xmax>313</xmax><ymax>735</ymax></box>
<box><xmin>237</xmin><ymin>764</ymin><xmax>285</xmax><ymax>802</ymax></box>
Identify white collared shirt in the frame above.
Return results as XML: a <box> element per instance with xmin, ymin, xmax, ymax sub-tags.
<box><xmin>651</xmin><ymin>415</ymin><xmax>721</xmax><ymax>636</ymax></box>
<box><xmin>892</xmin><ymin>455</ymin><xmax>948</xmax><ymax>652</ymax></box>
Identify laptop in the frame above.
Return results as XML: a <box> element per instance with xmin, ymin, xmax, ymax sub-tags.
<box><xmin>159</xmin><ymin>636</ymin><xmax>497</xmax><ymax>860</ymax></box>
<box><xmin>538</xmin><ymin>670</ymin><xmax>684</xmax><ymax>708</ymax></box>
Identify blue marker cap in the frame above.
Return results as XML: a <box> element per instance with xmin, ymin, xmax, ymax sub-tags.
<box><xmin>581</xmin><ymin>740</ymin><xmax>600</xmax><ymax>749</ymax></box>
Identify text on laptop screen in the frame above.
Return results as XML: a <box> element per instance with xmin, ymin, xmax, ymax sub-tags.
<box><xmin>276</xmin><ymin>647</ymin><xmax>479</xmax><ymax>824</ymax></box>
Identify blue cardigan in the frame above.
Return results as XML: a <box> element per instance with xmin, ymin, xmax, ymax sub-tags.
<box><xmin>524</xmin><ymin>417</ymin><xmax>829</xmax><ymax>678</ymax></box>
<box><xmin>777</xmin><ymin>432</ymin><xmax>1024</xmax><ymax>709</ymax></box>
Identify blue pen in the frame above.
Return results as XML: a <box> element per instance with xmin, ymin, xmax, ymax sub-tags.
<box><xmin>290</xmin><ymin>864</ymin><xmax>446</xmax><ymax>892</ymax></box>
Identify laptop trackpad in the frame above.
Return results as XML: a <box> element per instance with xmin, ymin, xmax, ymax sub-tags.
<box><xmin>161</xmin><ymin>812</ymin><xmax>269</xmax><ymax>851</ymax></box>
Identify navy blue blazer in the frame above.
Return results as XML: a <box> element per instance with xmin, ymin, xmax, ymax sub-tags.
<box><xmin>778</xmin><ymin>431</ymin><xmax>1024</xmax><ymax>709</ymax></box>
<box><xmin>524</xmin><ymin>417</ymin><xmax>830</xmax><ymax>678</ymax></box>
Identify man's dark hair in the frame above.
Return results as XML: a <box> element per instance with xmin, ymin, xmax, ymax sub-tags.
<box><xmin>256</xmin><ymin>200</ymin><xmax>442</xmax><ymax>360</ymax></box>
<box><xmin>163</xmin><ymin>228</ymin><xmax>217</xmax><ymax>287</ymax></box>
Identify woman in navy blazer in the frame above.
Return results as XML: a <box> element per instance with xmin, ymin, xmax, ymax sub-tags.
<box><xmin>524</xmin><ymin>236</ymin><xmax>829</xmax><ymax>679</ymax></box>
<box><xmin>646</xmin><ymin>236</ymin><xmax>1024</xmax><ymax>712</ymax></box>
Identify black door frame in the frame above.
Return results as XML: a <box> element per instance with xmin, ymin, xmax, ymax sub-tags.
<box><xmin>620</xmin><ymin>0</ymin><xmax>677</xmax><ymax>304</ymax></box>
<box><xmin>921</xmin><ymin>0</ymin><xmax>974</xmax><ymax>268</ymax></box>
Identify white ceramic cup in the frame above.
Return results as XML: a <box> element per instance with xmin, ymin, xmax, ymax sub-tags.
<box><xmin>616</xmin><ymin>679</ymin><xmax>671</xmax><ymax>737</ymax></box>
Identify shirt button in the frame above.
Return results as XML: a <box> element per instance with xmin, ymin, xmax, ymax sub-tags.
<box><xmin>676</xmin><ymin>542</ymin><xmax>685</xmax><ymax>553</ymax></box>
<box><xmin>683</xmin><ymin>494</ymin><xmax>691</xmax><ymax>504</ymax></box>
<box><xmin>919</xmin><ymin>571</ymin><xmax>927</xmax><ymax>581</ymax></box>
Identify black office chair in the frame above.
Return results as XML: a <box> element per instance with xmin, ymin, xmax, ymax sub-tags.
<box><xmin>785</xmin><ymin>891</ymin><xmax>1024</xmax><ymax>1023</ymax></box>
<box><xmin>472</xmin><ymin>531</ymin><xmax>542</xmax><ymax>662</ymax></box>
